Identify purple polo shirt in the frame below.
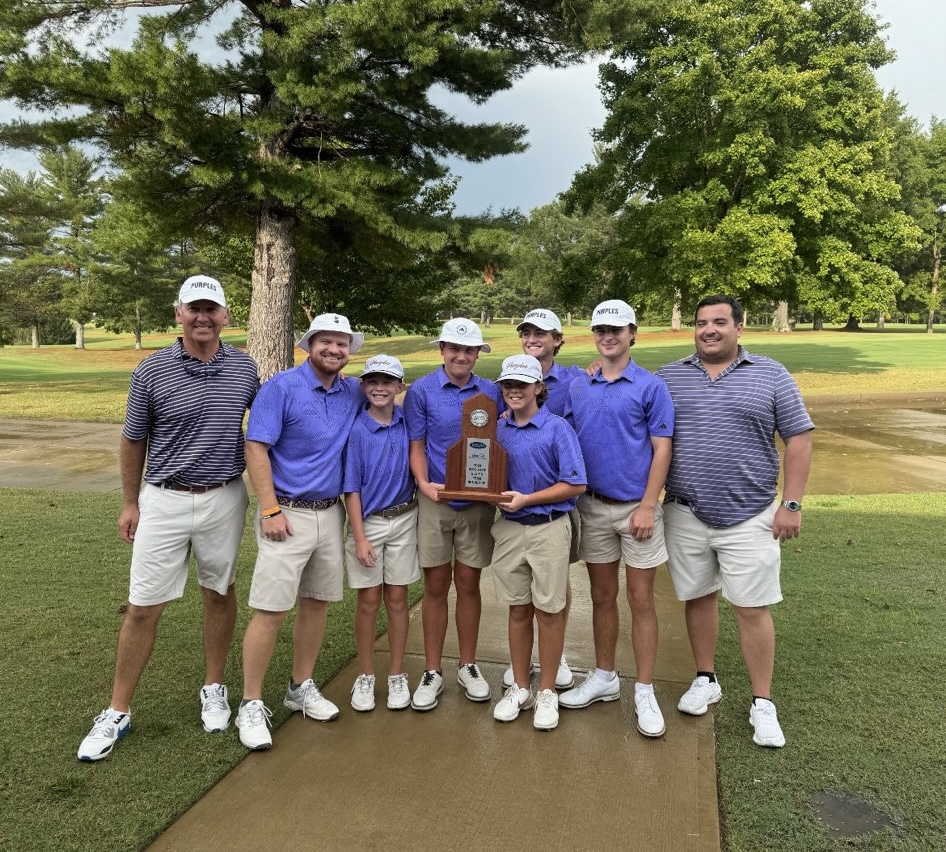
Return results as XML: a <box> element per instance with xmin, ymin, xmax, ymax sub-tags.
<box><xmin>657</xmin><ymin>348</ymin><xmax>814</xmax><ymax>528</ymax></box>
<box><xmin>496</xmin><ymin>405</ymin><xmax>586</xmax><ymax>521</ymax></box>
<box><xmin>246</xmin><ymin>363</ymin><xmax>363</xmax><ymax>501</ymax></box>
<box><xmin>543</xmin><ymin>361</ymin><xmax>585</xmax><ymax>416</ymax></box>
<box><xmin>403</xmin><ymin>365</ymin><xmax>503</xmax><ymax>485</ymax></box>
<box><xmin>565</xmin><ymin>360</ymin><xmax>674</xmax><ymax>503</ymax></box>
<box><xmin>343</xmin><ymin>406</ymin><xmax>415</xmax><ymax>517</ymax></box>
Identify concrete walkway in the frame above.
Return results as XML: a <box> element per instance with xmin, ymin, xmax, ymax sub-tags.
<box><xmin>0</xmin><ymin>419</ymin><xmax>719</xmax><ymax>852</ymax></box>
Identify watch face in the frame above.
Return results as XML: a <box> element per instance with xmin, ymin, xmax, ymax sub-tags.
<box><xmin>470</xmin><ymin>409</ymin><xmax>489</xmax><ymax>428</ymax></box>
<box><xmin>782</xmin><ymin>500</ymin><xmax>801</xmax><ymax>511</ymax></box>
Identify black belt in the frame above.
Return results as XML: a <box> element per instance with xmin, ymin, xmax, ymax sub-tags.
<box><xmin>371</xmin><ymin>499</ymin><xmax>417</xmax><ymax>519</ymax></box>
<box><xmin>664</xmin><ymin>494</ymin><xmax>691</xmax><ymax>508</ymax></box>
<box><xmin>276</xmin><ymin>496</ymin><xmax>339</xmax><ymax>511</ymax></box>
<box><xmin>586</xmin><ymin>489</ymin><xmax>626</xmax><ymax>505</ymax></box>
<box><xmin>159</xmin><ymin>476</ymin><xmax>240</xmax><ymax>494</ymax></box>
<box><xmin>507</xmin><ymin>510</ymin><xmax>567</xmax><ymax>526</ymax></box>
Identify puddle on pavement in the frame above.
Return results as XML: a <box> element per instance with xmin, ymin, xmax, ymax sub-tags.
<box><xmin>804</xmin><ymin>403</ymin><xmax>946</xmax><ymax>495</ymax></box>
<box><xmin>810</xmin><ymin>790</ymin><xmax>896</xmax><ymax>839</ymax></box>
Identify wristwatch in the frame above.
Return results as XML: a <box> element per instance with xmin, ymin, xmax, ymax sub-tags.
<box><xmin>780</xmin><ymin>499</ymin><xmax>802</xmax><ymax>512</ymax></box>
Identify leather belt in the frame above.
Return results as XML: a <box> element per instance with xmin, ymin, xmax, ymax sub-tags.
<box><xmin>507</xmin><ymin>510</ymin><xmax>567</xmax><ymax>526</ymax></box>
<box><xmin>587</xmin><ymin>489</ymin><xmax>626</xmax><ymax>505</ymax></box>
<box><xmin>371</xmin><ymin>499</ymin><xmax>417</xmax><ymax>519</ymax></box>
<box><xmin>664</xmin><ymin>494</ymin><xmax>691</xmax><ymax>508</ymax></box>
<box><xmin>276</xmin><ymin>496</ymin><xmax>339</xmax><ymax>511</ymax></box>
<box><xmin>160</xmin><ymin>476</ymin><xmax>240</xmax><ymax>494</ymax></box>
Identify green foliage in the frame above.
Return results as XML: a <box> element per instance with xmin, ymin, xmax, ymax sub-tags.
<box><xmin>568</xmin><ymin>0</ymin><xmax>921</xmax><ymax>322</ymax></box>
<box><xmin>0</xmin><ymin>0</ymin><xmax>597</xmax><ymax>376</ymax></box>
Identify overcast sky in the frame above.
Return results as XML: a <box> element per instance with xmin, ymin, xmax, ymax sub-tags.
<box><xmin>445</xmin><ymin>0</ymin><xmax>946</xmax><ymax>215</ymax></box>
<box><xmin>1</xmin><ymin>0</ymin><xmax>942</xmax><ymax>217</ymax></box>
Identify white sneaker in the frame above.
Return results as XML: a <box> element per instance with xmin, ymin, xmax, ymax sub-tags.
<box><xmin>749</xmin><ymin>699</ymin><xmax>786</xmax><ymax>748</ymax></box>
<box><xmin>411</xmin><ymin>670</ymin><xmax>443</xmax><ymax>711</ymax></box>
<box><xmin>199</xmin><ymin>683</ymin><xmax>231</xmax><ymax>732</ymax></box>
<box><xmin>77</xmin><ymin>708</ymin><xmax>131</xmax><ymax>762</ymax></box>
<box><xmin>634</xmin><ymin>690</ymin><xmax>666</xmax><ymax>737</ymax></box>
<box><xmin>677</xmin><ymin>676</ymin><xmax>722</xmax><ymax>716</ymax></box>
<box><xmin>559</xmin><ymin>670</ymin><xmax>620</xmax><ymax>709</ymax></box>
<box><xmin>493</xmin><ymin>685</ymin><xmax>535</xmax><ymax>722</ymax></box>
<box><xmin>555</xmin><ymin>655</ymin><xmax>575</xmax><ymax>690</ymax></box>
<box><xmin>284</xmin><ymin>678</ymin><xmax>340</xmax><ymax>721</ymax></box>
<box><xmin>533</xmin><ymin>689</ymin><xmax>560</xmax><ymax>731</ymax></box>
<box><xmin>502</xmin><ymin>661</ymin><xmax>535</xmax><ymax>689</ymax></box>
<box><xmin>350</xmin><ymin>674</ymin><xmax>376</xmax><ymax>712</ymax></box>
<box><xmin>387</xmin><ymin>673</ymin><xmax>410</xmax><ymax>710</ymax></box>
<box><xmin>236</xmin><ymin>699</ymin><xmax>273</xmax><ymax>750</ymax></box>
<box><xmin>457</xmin><ymin>662</ymin><xmax>491</xmax><ymax>702</ymax></box>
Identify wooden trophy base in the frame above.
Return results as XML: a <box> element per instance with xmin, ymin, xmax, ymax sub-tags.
<box><xmin>439</xmin><ymin>393</ymin><xmax>508</xmax><ymax>503</ymax></box>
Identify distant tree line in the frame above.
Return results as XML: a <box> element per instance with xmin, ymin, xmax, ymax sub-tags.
<box><xmin>2</xmin><ymin>0</ymin><xmax>944</xmax><ymax>366</ymax></box>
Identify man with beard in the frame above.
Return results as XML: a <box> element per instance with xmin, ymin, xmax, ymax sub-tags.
<box><xmin>236</xmin><ymin>313</ymin><xmax>365</xmax><ymax>751</ymax></box>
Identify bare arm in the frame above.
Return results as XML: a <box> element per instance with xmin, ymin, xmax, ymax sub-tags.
<box><xmin>246</xmin><ymin>439</ymin><xmax>293</xmax><ymax>539</ymax></box>
<box><xmin>772</xmin><ymin>430</ymin><xmax>813</xmax><ymax>540</ymax></box>
<box><xmin>410</xmin><ymin>438</ymin><xmax>442</xmax><ymax>502</ymax></box>
<box><xmin>118</xmin><ymin>436</ymin><xmax>147</xmax><ymax>544</ymax></box>
<box><xmin>629</xmin><ymin>435</ymin><xmax>672</xmax><ymax>540</ymax></box>
<box><xmin>344</xmin><ymin>492</ymin><xmax>377</xmax><ymax>567</ymax></box>
<box><xmin>498</xmin><ymin>482</ymin><xmax>585</xmax><ymax>514</ymax></box>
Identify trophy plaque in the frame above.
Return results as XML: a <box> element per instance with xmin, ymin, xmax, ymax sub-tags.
<box><xmin>439</xmin><ymin>392</ymin><xmax>508</xmax><ymax>503</ymax></box>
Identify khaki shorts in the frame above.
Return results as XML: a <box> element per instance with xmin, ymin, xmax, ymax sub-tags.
<box><xmin>577</xmin><ymin>493</ymin><xmax>668</xmax><ymax>569</ymax></box>
<box><xmin>490</xmin><ymin>514</ymin><xmax>571</xmax><ymax>613</ymax></box>
<box><xmin>248</xmin><ymin>502</ymin><xmax>345</xmax><ymax>611</ymax></box>
<box><xmin>663</xmin><ymin>500</ymin><xmax>782</xmax><ymax>607</ymax></box>
<box><xmin>416</xmin><ymin>493</ymin><xmax>495</xmax><ymax>569</ymax></box>
<box><xmin>129</xmin><ymin>479</ymin><xmax>248</xmax><ymax>606</ymax></box>
<box><xmin>345</xmin><ymin>506</ymin><xmax>421</xmax><ymax>588</ymax></box>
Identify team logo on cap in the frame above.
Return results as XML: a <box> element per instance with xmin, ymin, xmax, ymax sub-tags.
<box><xmin>455</xmin><ymin>323</ymin><xmax>469</xmax><ymax>334</ymax></box>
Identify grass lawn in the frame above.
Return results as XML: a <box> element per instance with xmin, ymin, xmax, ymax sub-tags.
<box><xmin>3</xmin><ymin>322</ymin><xmax>946</xmax><ymax>850</ymax></box>
<box><xmin>2</xmin><ymin>491</ymin><xmax>944</xmax><ymax>851</ymax></box>
<box><xmin>2</xmin><ymin>322</ymin><xmax>946</xmax><ymax>421</ymax></box>
<box><xmin>0</xmin><ymin>490</ymin><xmax>421</xmax><ymax>851</ymax></box>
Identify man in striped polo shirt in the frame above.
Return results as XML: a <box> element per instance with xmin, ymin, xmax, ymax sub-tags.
<box><xmin>657</xmin><ymin>294</ymin><xmax>814</xmax><ymax>749</ymax></box>
<box><xmin>78</xmin><ymin>275</ymin><xmax>260</xmax><ymax>762</ymax></box>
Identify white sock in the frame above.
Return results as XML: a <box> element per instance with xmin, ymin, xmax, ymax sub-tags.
<box><xmin>635</xmin><ymin>682</ymin><xmax>654</xmax><ymax>696</ymax></box>
<box><xmin>594</xmin><ymin>668</ymin><xmax>617</xmax><ymax>681</ymax></box>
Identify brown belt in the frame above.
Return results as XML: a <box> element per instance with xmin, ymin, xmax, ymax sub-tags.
<box><xmin>371</xmin><ymin>499</ymin><xmax>417</xmax><ymax>519</ymax></box>
<box><xmin>276</xmin><ymin>496</ymin><xmax>339</xmax><ymax>511</ymax></box>
<box><xmin>160</xmin><ymin>477</ymin><xmax>240</xmax><ymax>494</ymax></box>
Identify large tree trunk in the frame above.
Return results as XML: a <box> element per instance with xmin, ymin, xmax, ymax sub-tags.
<box><xmin>671</xmin><ymin>290</ymin><xmax>682</xmax><ymax>331</ymax></box>
<box><xmin>31</xmin><ymin>323</ymin><xmax>39</xmax><ymax>348</ymax></box>
<box><xmin>248</xmin><ymin>199</ymin><xmax>298</xmax><ymax>381</ymax></box>
<box><xmin>73</xmin><ymin>321</ymin><xmax>85</xmax><ymax>349</ymax></box>
<box><xmin>772</xmin><ymin>301</ymin><xmax>790</xmax><ymax>332</ymax></box>
<box><xmin>876</xmin><ymin>314</ymin><xmax>885</xmax><ymax>330</ymax></box>
<box><xmin>843</xmin><ymin>314</ymin><xmax>861</xmax><ymax>331</ymax></box>
<box><xmin>813</xmin><ymin>312</ymin><xmax>823</xmax><ymax>331</ymax></box>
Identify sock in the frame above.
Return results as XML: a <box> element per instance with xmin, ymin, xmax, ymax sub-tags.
<box><xmin>752</xmin><ymin>695</ymin><xmax>772</xmax><ymax>705</ymax></box>
<box><xmin>634</xmin><ymin>682</ymin><xmax>654</xmax><ymax>696</ymax></box>
<box><xmin>697</xmin><ymin>671</ymin><xmax>717</xmax><ymax>683</ymax></box>
<box><xmin>594</xmin><ymin>668</ymin><xmax>617</xmax><ymax>681</ymax></box>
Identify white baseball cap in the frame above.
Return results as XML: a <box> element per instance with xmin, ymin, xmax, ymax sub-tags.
<box><xmin>432</xmin><ymin>317</ymin><xmax>491</xmax><ymax>353</ymax></box>
<box><xmin>178</xmin><ymin>275</ymin><xmax>226</xmax><ymax>307</ymax></box>
<box><xmin>590</xmin><ymin>299</ymin><xmax>637</xmax><ymax>328</ymax></box>
<box><xmin>360</xmin><ymin>354</ymin><xmax>404</xmax><ymax>380</ymax></box>
<box><xmin>517</xmin><ymin>308</ymin><xmax>562</xmax><ymax>333</ymax></box>
<box><xmin>296</xmin><ymin>313</ymin><xmax>365</xmax><ymax>354</ymax></box>
<box><xmin>495</xmin><ymin>355</ymin><xmax>543</xmax><ymax>384</ymax></box>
